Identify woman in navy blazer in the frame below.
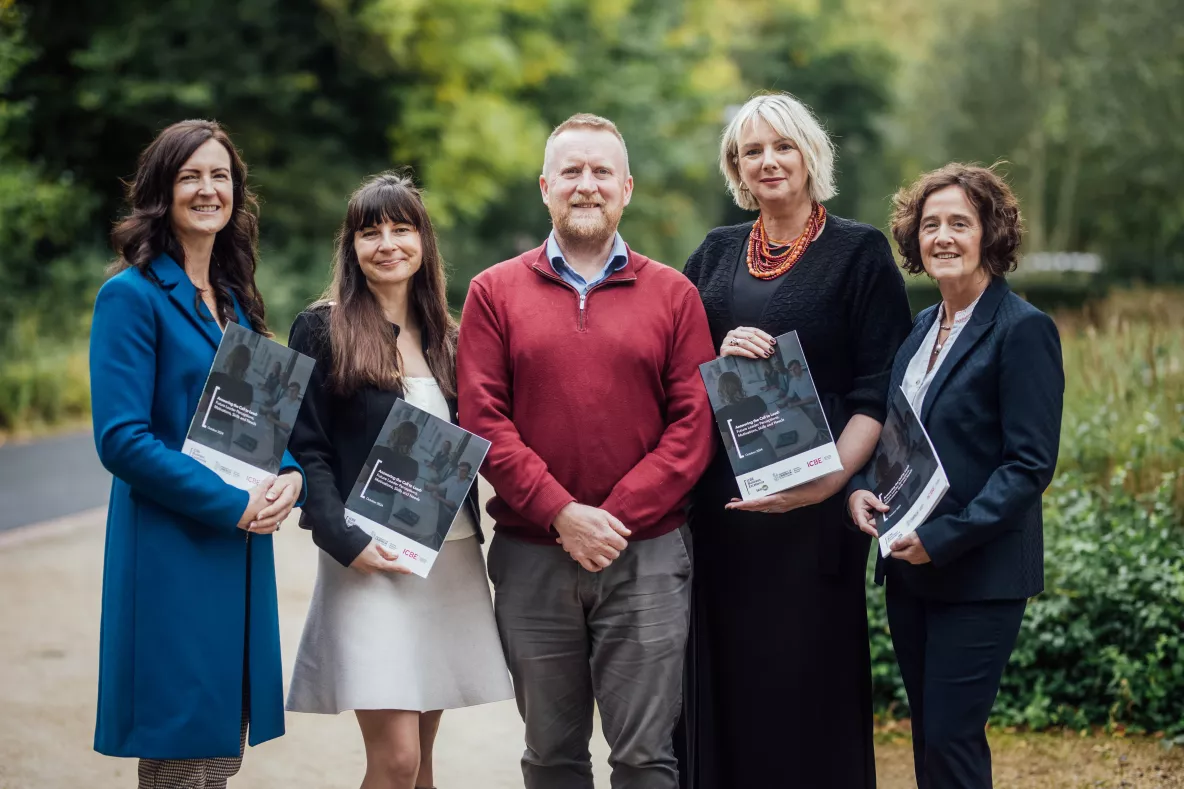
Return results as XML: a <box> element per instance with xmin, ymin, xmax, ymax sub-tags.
<box><xmin>90</xmin><ymin>119</ymin><xmax>305</xmax><ymax>787</ymax></box>
<box><xmin>848</xmin><ymin>164</ymin><xmax>1064</xmax><ymax>789</ymax></box>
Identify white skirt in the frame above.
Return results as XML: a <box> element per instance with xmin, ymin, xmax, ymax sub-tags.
<box><xmin>287</xmin><ymin>536</ymin><xmax>514</xmax><ymax>713</ymax></box>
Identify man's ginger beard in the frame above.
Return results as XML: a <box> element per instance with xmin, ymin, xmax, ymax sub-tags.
<box><xmin>549</xmin><ymin>198</ymin><xmax>623</xmax><ymax>248</ymax></box>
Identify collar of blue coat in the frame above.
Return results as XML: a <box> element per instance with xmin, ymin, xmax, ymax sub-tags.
<box><xmin>546</xmin><ymin>230</ymin><xmax>629</xmax><ymax>290</ymax></box>
<box><xmin>148</xmin><ymin>253</ymin><xmax>250</xmax><ymax>346</ymax></box>
<box><xmin>148</xmin><ymin>252</ymin><xmax>187</xmax><ymax>289</ymax></box>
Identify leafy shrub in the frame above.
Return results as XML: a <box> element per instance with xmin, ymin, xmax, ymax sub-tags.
<box><xmin>869</xmin><ymin>470</ymin><xmax>1184</xmax><ymax>735</ymax></box>
<box><xmin>0</xmin><ymin>336</ymin><xmax>90</xmax><ymax>432</ymax></box>
<box><xmin>1000</xmin><ymin>472</ymin><xmax>1184</xmax><ymax>735</ymax></box>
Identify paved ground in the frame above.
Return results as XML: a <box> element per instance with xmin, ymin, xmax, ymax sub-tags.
<box><xmin>2</xmin><ymin>448</ymin><xmax>1181</xmax><ymax>788</ymax></box>
<box><xmin>0</xmin><ymin>430</ymin><xmax>110</xmax><ymax>533</ymax></box>
<box><xmin>0</xmin><ymin>505</ymin><xmax>612</xmax><ymax>789</ymax></box>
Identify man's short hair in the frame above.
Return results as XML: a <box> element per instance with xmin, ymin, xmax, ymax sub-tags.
<box><xmin>458</xmin><ymin>461</ymin><xmax>472</xmax><ymax>471</ymax></box>
<box><xmin>542</xmin><ymin>113</ymin><xmax>630</xmax><ymax>177</ymax></box>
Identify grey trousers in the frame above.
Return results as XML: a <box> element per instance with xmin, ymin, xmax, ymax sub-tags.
<box><xmin>487</xmin><ymin>526</ymin><xmax>693</xmax><ymax>789</ymax></box>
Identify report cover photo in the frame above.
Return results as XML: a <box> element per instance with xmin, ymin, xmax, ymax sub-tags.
<box><xmin>181</xmin><ymin>321</ymin><xmax>315</xmax><ymax>489</ymax></box>
<box><xmin>870</xmin><ymin>386</ymin><xmax>950</xmax><ymax>557</ymax></box>
<box><xmin>699</xmin><ymin>330</ymin><xmax>842</xmax><ymax>501</ymax></box>
<box><xmin>343</xmin><ymin>398</ymin><xmax>490</xmax><ymax>578</ymax></box>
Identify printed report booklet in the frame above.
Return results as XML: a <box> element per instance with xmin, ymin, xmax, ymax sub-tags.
<box><xmin>182</xmin><ymin>321</ymin><xmax>315</xmax><ymax>489</ymax></box>
<box><xmin>869</xmin><ymin>386</ymin><xmax>949</xmax><ymax>558</ymax></box>
<box><xmin>343</xmin><ymin>398</ymin><xmax>491</xmax><ymax>578</ymax></box>
<box><xmin>699</xmin><ymin>330</ymin><xmax>842</xmax><ymax>501</ymax></box>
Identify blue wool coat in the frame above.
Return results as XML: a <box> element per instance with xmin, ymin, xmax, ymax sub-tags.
<box><xmin>90</xmin><ymin>254</ymin><xmax>304</xmax><ymax>759</ymax></box>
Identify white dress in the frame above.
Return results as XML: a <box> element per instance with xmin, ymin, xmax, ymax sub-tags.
<box><xmin>286</xmin><ymin>377</ymin><xmax>514</xmax><ymax>713</ymax></box>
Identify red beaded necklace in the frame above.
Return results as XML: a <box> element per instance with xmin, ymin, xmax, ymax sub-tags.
<box><xmin>746</xmin><ymin>202</ymin><xmax>827</xmax><ymax>280</ymax></box>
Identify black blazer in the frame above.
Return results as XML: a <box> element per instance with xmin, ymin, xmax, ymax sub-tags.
<box><xmin>853</xmin><ymin>277</ymin><xmax>1064</xmax><ymax>601</ymax></box>
<box><xmin>288</xmin><ymin>306</ymin><xmax>482</xmax><ymax>568</ymax></box>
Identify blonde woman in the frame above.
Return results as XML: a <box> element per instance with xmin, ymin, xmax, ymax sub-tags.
<box><xmin>678</xmin><ymin>93</ymin><xmax>912</xmax><ymax>788</ymax></box>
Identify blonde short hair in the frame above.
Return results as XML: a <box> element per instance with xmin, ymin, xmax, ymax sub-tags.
<box><xmin>542</xmin><ymin>113</ymin><xmax>630</xmax><ymax>177</ymax></box>
<box><xmin>720</xmin><ymin>93</ymin><xmax>837</xmax><ymax>210</ymax></box>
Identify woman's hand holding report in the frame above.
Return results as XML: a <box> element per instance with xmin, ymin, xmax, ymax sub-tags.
<box><xmin>252</xmin><ymin>470</ymin><xmax>303</xmax><ymax>532</ymax></box>
<box><xmin>725</xmin><ymin>471</ymin><xmax>844</xmax><ymax>514</ymax></box>
<box><xmin>350</xmin><ymin>541</ymin><xmax>413</xmax><ymax>575</ymax></box>
<box><xmin>236</xmin><ymin>475</ymin><xmax>276</xmax><ymax>533</ymax></box>
<box><xmin>720</xmin><ymin>326</ymin><xmax>776</xmax><ymax>359</ymax></box>
<box><xmin>847</xmin><ymin>489</ymin><xmax>890</xmax><ymax>539</ymax></box>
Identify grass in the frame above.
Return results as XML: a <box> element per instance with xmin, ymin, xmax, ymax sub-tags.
<box><xmin>1054</xmin><ymin>288</ymin><xmax>1184</xmax><ymax>502</ymax></box>
<box><xmin>874</xmin><ymin>725</ymin><xmax>1184</xmax><ymax>788</ymax></box>
<box><xmin>0</xmin><ymin>339</ymin><xmax>90</xmax><ymax>442</ymax></box>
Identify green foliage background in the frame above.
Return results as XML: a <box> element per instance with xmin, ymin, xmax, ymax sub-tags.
<box><xmin>6</xmin><ymin>0</ymin><xmax>1181</xmax><ymax>342</ymax></box>
<box><xmin>1</xmin><ymin>0</ymin><xmax>1182</xmax><ymax>735</ymax></box>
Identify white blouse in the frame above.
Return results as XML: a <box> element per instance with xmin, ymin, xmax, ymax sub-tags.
<box><xmin>901</xmin><ymin>291</ymin><xmax>984</xmax><ymax>414</ymax></box>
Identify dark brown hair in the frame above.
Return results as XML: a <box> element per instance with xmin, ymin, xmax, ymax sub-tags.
<box><xmin>319</xmin><ymin>172</ymin><xmax>457</xmax><ymax>398</ymax></box>
<box><xmin>109</xmin><ymin>119</ymin><xmax>268</xmax><ymax>333</ymax></box>
<box><xmin>890</xmin><ymin>163</ymin><xmax>1023</xmax><ymax>277</ymax></box>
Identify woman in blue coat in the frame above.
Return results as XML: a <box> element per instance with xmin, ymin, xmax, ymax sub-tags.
<box><xmin>90</xmin><ymin>119</ymin><xmax>305</xmax><ymax>787</ymax></box>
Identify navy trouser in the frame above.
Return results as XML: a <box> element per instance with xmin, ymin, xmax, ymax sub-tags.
<box><xmin>886</xmin><ymin>578</ymin><xmax>1026</xmax><ymax>789</ymax></box>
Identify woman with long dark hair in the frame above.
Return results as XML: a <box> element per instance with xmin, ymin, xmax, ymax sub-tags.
<box><xmin>90</xmin><ymin>119</ymin><xmax>305</xmax><ymax>787</ymax></box>
<box><xmin>285</xmin><ymin>173</ymin><xmax>512</xmax><ymax>789</ymax></box>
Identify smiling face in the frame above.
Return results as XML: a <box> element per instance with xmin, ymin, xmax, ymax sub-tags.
<box><xmin>736</xmin><ymin>117</ymin><xmax>810</xmax><ymax>212</ymax></box>
<box><xmin>919</xmin><ymin>185</ymin><xmax>984</xmax><ymax>283</ymax></box>
<box><xmin>169</xmin><ymin>139</ymin><xmax>234</xmax><ymax>243</ymax></box>
<box><xmin>354</xmin><ymin>218</ymin><xmax>423</xmax><ymax>289</ymax></box>
<box><xmin>541</xmin><ymin>128</ymin><xmax>633</xmax><ymax>246</ymax></box>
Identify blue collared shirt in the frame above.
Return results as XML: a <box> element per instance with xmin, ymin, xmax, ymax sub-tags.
<box><xmin>546</xmin><ymin>231</ymin><xmax>629</xmax><ymax>297</ymax></box>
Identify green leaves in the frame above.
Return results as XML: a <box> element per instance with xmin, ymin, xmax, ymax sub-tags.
<box><xmin>869</xmin><ymin>470</ymin><xmax>1184</xmax><ymax>735</ymax></box>
<box><xmin>1</xmin><ymin>0</ymin><xmax>898</xmax><ymax>332</ymax></box>
<box><xmin>888</xmin><ymin>0</ymin><xmax>1184</xmax><ymax>280</ymax></box>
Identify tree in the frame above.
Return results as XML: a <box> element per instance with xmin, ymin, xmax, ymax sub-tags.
<box><xmin>2</xmin><ymin>0</ymin><xmax>900</xmax><ymax>330</ymax></box>
<box><xmin>894</xmin><ymin>0</ymin><xmax>1184</xmax><ymax>281</ymax></box>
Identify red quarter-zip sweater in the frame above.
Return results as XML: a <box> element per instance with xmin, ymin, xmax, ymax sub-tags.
<box><xmin>458</xmin><ymin>242</ymin><xmax>717</xmax><ymax>544</ymax></box>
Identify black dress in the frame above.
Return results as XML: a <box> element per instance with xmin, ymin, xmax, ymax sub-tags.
<box><xmin>677</xmin><ymin>217</ymin><xmax>912</xmax><ymax>788</ymax></box>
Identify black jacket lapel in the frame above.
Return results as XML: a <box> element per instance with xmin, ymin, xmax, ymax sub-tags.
<box><xmin>919</xmin><ymin>277</ymin><xmax>1009</xmax><ymax>424</ymax></box>
<box><xmin>892</xmin><ymin>307</ymin><xmax>937</xmax><ymax>391</ymax></box>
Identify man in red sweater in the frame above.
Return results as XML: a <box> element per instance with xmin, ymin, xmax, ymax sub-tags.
<box><xmin>458</xmin><ymin>114</ymin><xmax>716</xmax><ymax>788</ymax></box>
